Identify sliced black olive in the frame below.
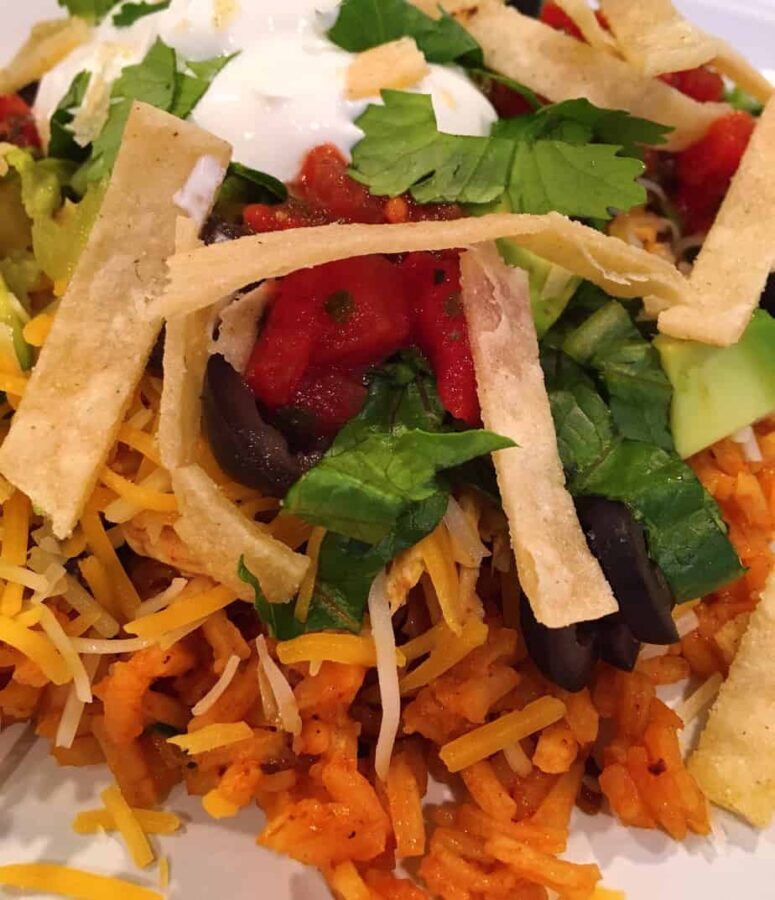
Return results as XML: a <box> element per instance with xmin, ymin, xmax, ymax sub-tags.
<box><xmin>18</xmin><ymin>81</ymin><xmax>39</xmax><ymax>106</ymax></box>
<box><xmin>201</xmin><ymin>216</ymin><xmax>250</xmax><ymax>246</ymax></box>
<box><xmin>760</xmin><ymin>272</ymin><xmax>775</xmax><ymax>317</ymax></box>
<box><xmin>506</xmin><ymin>0</ymin><xmax>541</xmax><ymax>15</ymax></box>
<box><xmin>520</xmin><ymin>599</ymin><xmax>599</xmax><ymax>693</ymax></box>
<box><xmin>598</xmin><ymin>616</ymin><xmax>641</xmax><ymax>672</ymax></box>
<box><xmin>576</xmin><ymin>497</ymin><xmax>678</xmax><ymax>645</ymax></box>
<box><xmin>203</xmin><ymin>354</ymin><xmax>303</xmax><ymax>497</ymax></box>
<box><xmin>146</xmin><ymin>326</ymin><xmax>165</xmax><ymax>377</ymax></box>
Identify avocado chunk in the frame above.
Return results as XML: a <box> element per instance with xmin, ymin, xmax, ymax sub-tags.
<box><xmin>655</xmin><ymin>310</ymin><xmax>775</xmax><ymax>458</ymax></box>
<box><xmin>497</xmin><ymin>239</ymin><xmax>581</xmax><ymax>337</ymax></box>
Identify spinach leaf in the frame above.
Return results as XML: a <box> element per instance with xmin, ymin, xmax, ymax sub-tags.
<box><xmin>328</xmin><ymin>0</ymin><xmax>482</xmax><ymax>66</ymax></box>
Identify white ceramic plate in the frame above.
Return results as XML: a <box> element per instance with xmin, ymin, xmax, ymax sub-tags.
<box><xmin>1</xmin><ymin>2</ymin><xmax>775</xmax><ymax>898</ymax></box>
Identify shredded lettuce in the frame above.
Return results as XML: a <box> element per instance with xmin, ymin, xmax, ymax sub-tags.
<box><xmin>246</xmin><ymin>352</ymin><xmax>512</xmax><ymax>638</ymax></box>
<box><xmin>0</xmin><ymin>274</ymin><xmax>31</xmax><ymax>371</ymax></box>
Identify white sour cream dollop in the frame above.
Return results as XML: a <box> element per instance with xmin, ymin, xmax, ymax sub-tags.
<box><xmin>35</xmin><ymin>0</ymin><xmax>497</xmax><ymax>181</ymax></box>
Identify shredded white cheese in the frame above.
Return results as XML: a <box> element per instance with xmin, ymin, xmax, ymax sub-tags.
<box><xmin>103</xmin><ymin>468</ymin><xmax>173</xmax><ymax>525</ymax></box>
<box><xmin>443</xmin><ymin>496</ymin><xmax>489</xmax><ymax>568</ymax></box>
<box><xmin>173</xmin><ymin>155</ymin><xmax>228</xmax><ymax>227</ymax></box>
<box><xmin>732</xmin><ymin>425</ymin><xmax>763</xmax><ymax>463</ymax></box>
<box><xmin>62</xmin><ymin>575</ymin><xmax>120</xmax><ymax>639</ymax></box>
<box><xmin>38</xmin><ymin>605</ymin><xmax>92</xmax><ymax>703</ymax></box>
<box><xmin>368</xmin><ymin>570</ymin><xmax>400</xmax><ymax>782</ymax></box>
<box><xmin>677</xmin><ymin>672</ymin><xmax>724</xmax><ymax>724</ymax></box>
<box><xmin>70</xmin><ymin>636</ymin><xmax>152</xmax><ymax>655</ymax></box>
<box><xmin>192</xmin><ymin>654</ymin><xmax>241</xmax><ymax>716</ymax></box>
<box><xmin>255</xmin><ymin>636</ymin><xmax>301</xmax><ymax>736</ymax></box>
<box><xmin>675</xmin><ymin>609</ymin><xmax>700</xmax><ymax>640</ymax></box>
<box><xmin>135</xmin><ymin>577</ymin><xmax>188</xmax><ymax>618</ymax></box>
<box><xmin>55</xmin><ymin>655</ymin><xmax>100</xmax><ymax>749</ymax></box>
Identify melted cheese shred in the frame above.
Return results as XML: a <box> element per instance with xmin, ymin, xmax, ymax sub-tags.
<box><xmin>0</xmin><ymin>615</ymin><xmax>71</xmax><ymax>684</ymax></box>
<box><xmin>100</xmin><ymin>784</ymin><xmax>155</xmax><ymax>869</ymax></box>
<box><xmin>0</xmin><ymin>864</ymin><xmax>163</xmax><ymax>900</ymax></box>
<box><xmin>440</xmin><ymin>696</ymin><xmax>567</xmax><ymax>772</ymax></box>
<box><xmin>167</xmin><ymin>721</ymin><xmax>253</xmax><ymax>755</ymax></box>
<box><xmin>255</xmin><ymin>636</ymin><xmax>302</xmax><ymax>736</ymax></box>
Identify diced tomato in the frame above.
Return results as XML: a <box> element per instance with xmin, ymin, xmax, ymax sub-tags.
<box><xmin>290</xmin><ymin>368</ymin><xmax>368</xmax><ymax>435</ymax></box>
<box><xmin>0</xmin><ymin>94</ymin><xmax>40</xmax><ymax>149</ymax></box>
<box><xmin>401</xmin><ymin>253</ymin><xmax>480</xmax><ymax>427</ymax></box>
<box><xmin>481</xmin><ymin>78</ymin><xmax>536</xmax><ymax>119</ymax></box>
<box><xmin>313</xmin><ymin>257</ymin><xmax>411</xmax><ymax>367</ymax></box>
<box><xmin>297</xmin><ymin>144</ymin><xmax>386</xmax><ymax>224</ymax></box>
<box><xmin>244</xmin><ymin>279</ymin><xmax>321</xmax><ymax>408</ymax></box>
<box><xmin>539</xmin><ymin>2</ymin><xmax>584</xmax><ymax>39</ymax></box>
<box><xmin>674</xmin><ymin>111</ymin><xmax>755</xmax><ymax>232</ymax></box>
<box><xmin>660</xmin><ymin>67</ymin><xmax>725</xmax><ymax>103</ymax></box>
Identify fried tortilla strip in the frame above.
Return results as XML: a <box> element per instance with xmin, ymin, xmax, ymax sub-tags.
<box><xmin>459</xmin><ymin>245</ymin><xmax>617</xmax><ymax>628</ymax></box>
<box><xmin>689</xmin><ymin>570</ymin><xmax>775</xmax><ymax>827</ymax></box>
<box><xmin>0</xmin><ymin>103</ymin><xmax>230</xmax><ymax>537</ymax></box>
<box><xmin>151</xmin><ymin>212</ymin><xmax>688</xmax><ymax>321</ymax></box>
<box><xmin>456</xmin><ymin>0</ymin><xmax>726</xmax><ymax>151</ymax></box>
<box><xmin>172</xmin><ymin>465</ymin><xmax>309</xmax><ymax>603</ymax></box>
<box><xmin>0</xmin><ymin>18</ymin><xmax>91</xmax><ymax>95</ymax></box>
<box><xmin>600</xmin><ymin>0</ymin><xmax>773</xmax><ymax>104</ymax></box>
<box><xmin>599</xmin><ymin>0</ymin><xmax>718</xmax><ymax>77</ymax></box>
<box><xmin>554</xmin><ymin>0</ymin><xmax>617</xmax><ymax>54</ymax></box>
<box><xmin>654</xmin><ymin>98</ymin><xmax>775</xmax><ymax>347</ymax></box>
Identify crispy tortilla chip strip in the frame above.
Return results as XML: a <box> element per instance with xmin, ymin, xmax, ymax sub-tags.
<box><xmin>459</xmin><ymin>245</ymin><xmax>617</xmax><ymax>627</ymax></box>
<box><xmin>599</xmin><ymin>0</ymin><xmax>717</xmax><ymax>77</ymax></box>
<box><xmin>600</xmin><ymin>0</ymin><xmax>773</xmax><ymax>105</ymax></box>
<box><xmin>151</xmin><ymin>212</ymin><xmax>688</xmax><ymax>321</ymax></box>
<box><xmin>654</xmin><ymin>98</ymin><xmax>775</xmax><ymax>347</ymax></box>
<box><xmin>172</xmin><ymin>464</ymin><xmax>309</xmax><ymax>604</ymax></box>
<box><xmin>0</xmin><ymin>18</ymin><xmax>91</xmax><ymax>96</ymax></box>
<box><xmin>455</xmin><ymin>0</ymin><xmax>725</xmax><ymax>150</ymax></box>
<box><xmin>0</xmin><ymin>103</ymin><xmax>230</xmax><ymax>537</ymax></box>
<box><xmin>689</xmin><ymin>569</ymin><xmax>775</xmax><ymax>827</ymax></box>
<box><xmin>554</xmin><ymin>0</ymin><xmax>617</xmax><ymax>54</ymax></box>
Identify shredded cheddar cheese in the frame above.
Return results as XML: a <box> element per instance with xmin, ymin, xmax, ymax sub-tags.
<box><xmin>1</xmin><ymin>490</ymin><xmax>31</xmax><ymax>616</ymax></box>
<box><xmin>0</xmin><ymin>372</ymin><xmax>28</xmax><ymax>397</ymax></box>
<box><xmin>100</xmin><ymin>784</ymin><xmax>155</xmax><ymax>869</ymax></box>
<box><xmin>158</xmin><ymin>856</ymin><xmax>170</xmax><ymax>890</ymax></box>
<box><xmin>276</xmin><ymin>632</ymin><xmax>406</xmax><ymax>668</ymax></box>
<box><xmin>22</xmin><ymin>313</ymin><xmax>54</xmax><ymax>347</ymax></box>
<box><xmin>167</xmin><ymin>721</ymin><xmax>253</xmax><ymax>754</ymax></box>
<box><xmin>99</xmin><ymin>467</ymin><xmax>178</xmax><ymax>514</ymax></box>
<box><xmin>125</xmin><ymin>584</ymin><xmax>236</xmax><ymax>640</ymax></box>
<box><xmin>202</xmin><ymin>788</ymin><xmax>240</xmax><ymax>819</ymax></box>
<box><xmin>0</xmin><ymin>615</ymin><xmax>71</xmax><ymax>684</ymax></box>
<box><xmin>399</xmin><ymin>618</ymin><xmax>488</xmax><ymax>695</ymax></box>
<box><xmin>81</xmin><ymin>504</ymin><xmax>141</xmax><ymax>617</ymax></box>
<box><xmin>117</xmin><ymin>424</ymin><xmax>162</xmax><ymax>466</ymax></box>
<box><xmin>439</xmin><ymin>696</ymin><xmax>567</xmax><ymax>772</ymax></box>
<box><xmin>0</xmin><ymin>864</ymin><xmax>163</xmax><ymax>900</ymax></box>
<box><xmin>73</xmin><ymin>808</ymin><xmax>182</xmax><ymax>836</ymax></box>
<box><xmin>418</xmin><ymin>524</ymin><xmax>465</xmax><ymax>635</ymax></box>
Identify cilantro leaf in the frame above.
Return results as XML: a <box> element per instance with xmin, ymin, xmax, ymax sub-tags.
<box><xmin>48</xmin><ymin>71</ymin><xmax>92</xmax><ymax>163</ymax></box>
<box><xmin>351</xmin><ymin>91</ymin><xmax>665</xmax><ymax>219</ymax></box>
<box><xmin>112</xmin><ymin>0</ymin><xmax>171</xmax><ymax>27</ymax></box>
<box><xmin>328</xmin><ymin>0</ymin><xmax>482</xmax><ymax>66</ymax></box>
<box><xmin>57</xmin><ymin>0</ymin><xmax>120</xmax><ymax>21</ymax></box>
<box><xmin>246</xmin><ymin>352</ymin><xmax>511</xmax><ymax>639</ymax></box>
<box><xmin>170</xmin><ymin>53</ymin><xmax>237</xmax><ymax>119</ymax></box>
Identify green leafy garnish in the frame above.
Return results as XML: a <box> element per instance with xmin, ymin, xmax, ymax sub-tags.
<box><xmin>724</xmin><ymin>85</ymin><xmax>763</xmax><ymax>117</ymax></box>
<box><xmin>244</xmin><ymin>352</ymin><xmax>512</xmax><ymax>639</ymax></box>
<box><xmin>219</xmin><ymin>162</ymin><xmax>288</xmax><ymax>206</ymax></box>
<box><xmin>541</xmin><ymin>300</ymin><xmax>743</xmax><ymax>602</ymax></box>
<box><xmin>328</xmin><ymin>0</ymin><xmax>482</xmax><ymax>66</ymax></box>
<box><xmin>71</xmin><ymin>39</ymin><xmax>235</xmax><ymax>191</ymax></box>
<box><xmin>112</xmin><ymin>0</ymin><xmax>171</xmax><ymax>26</ymax></box>
<box><xmin>57</xmin><ymin>0</ymin><xmax>119</xmax><ymax>21</ymax></box>
<box><xmin>49</xmin><ymin>71</ymin><xmax>92</xmax><ymax>164</ymax></box>
<box><xmin>350</xmin><ymin>92</ymin><xmax>670</xmax><ymax>219</ymax></box>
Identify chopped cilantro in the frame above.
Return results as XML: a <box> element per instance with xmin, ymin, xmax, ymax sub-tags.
<box><xmin>57</xmin><ymin>0</ymin><xmax>120</xmax><ymax>21</ymax></box>
<box><xmin>113</xmin><ymin>0</ymin><xmax>172</xmax><ymax>27</ymax></box>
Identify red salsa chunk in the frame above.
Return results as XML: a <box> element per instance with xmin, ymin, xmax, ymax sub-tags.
<box><xmin>0</xmin><ymin>94</ymin><xmax>41</xmax><ymax>150</ymax></box>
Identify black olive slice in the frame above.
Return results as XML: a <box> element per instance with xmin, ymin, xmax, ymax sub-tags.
<box><xmin>576</xmin><ymin>497</ymin><xmax>678</xmax><ymax>645</ymax></box>
<box><xmin>599</xmin><ymin>616</ymin><xmax>641</xmax><ymax>672</ymax></box>
<box><xmin>520</xmin><ymin>599</ymin><xmax>600</xmax><ymax>693</ymax></box>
